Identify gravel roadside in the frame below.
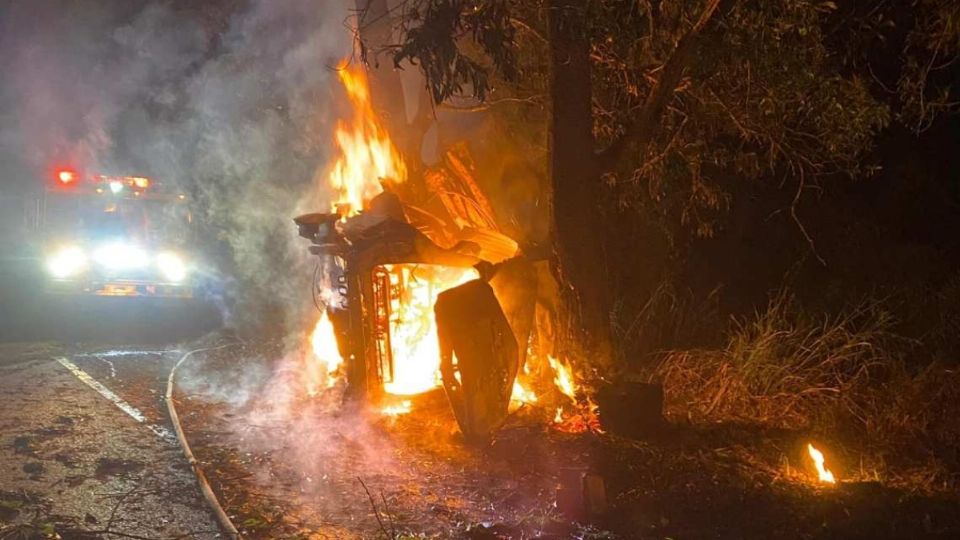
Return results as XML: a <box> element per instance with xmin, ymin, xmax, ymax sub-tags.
<box><xmin>0</xmin><ymin>343</ymin><xmax>223</xmax><ymax>539</ymax></box>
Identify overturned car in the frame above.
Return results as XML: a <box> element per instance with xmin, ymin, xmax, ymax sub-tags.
<box><xmin>295</xmin><ymin>186</ymin><xmax>537</xmax><ymax>443</ymax></box>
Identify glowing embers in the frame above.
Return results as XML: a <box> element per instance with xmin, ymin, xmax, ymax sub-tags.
<box><xmin>541</xmin><ymin>353</ymin><xmax>602</xmax><ymax>434</ymax></box>
<box><xmin>306</xmin><ymin>311</ymin><xmax>344</xmax><ymax>397</ymax></box>
<box><xmin>375</xmin><ymin>264</ymin><xmax>478</xmax><ymax>396</ymax></box>
<box><xmin>807</xmin><ymin>443</ymin><xmax>837</xmax><ymax>484</ymax></box>
<box><xmin>327</xmin><ymin>63</ymin><xmax>407</xmax><ymax>217</ymax></box>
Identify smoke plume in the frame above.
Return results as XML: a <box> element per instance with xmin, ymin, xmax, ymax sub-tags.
<box><xmin>0</xmin><ymin>0</ymin><xmax>354</xmax><ymax>332</ymax></box>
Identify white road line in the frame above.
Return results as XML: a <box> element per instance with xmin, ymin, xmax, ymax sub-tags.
<box><xmin>56</xmin><ymin>356</ymin><xmax>175</xmax><ymax>443</ymax></box>
<box><xmin>73</xmin><ymin>349</ymin><xmax>181</xmax><ymax>358</ymax></box>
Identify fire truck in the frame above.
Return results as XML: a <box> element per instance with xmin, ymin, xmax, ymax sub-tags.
<box><xmin>35</xmin><ymin>167</ymin><xmax>200</xmax><ymax>299</ymax></box>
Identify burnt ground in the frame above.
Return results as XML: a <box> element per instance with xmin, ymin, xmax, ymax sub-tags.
<box><xmin>172</xmin><ymin>343</ymin><xmax>960</xmax><ymax>540</ymax></box>
<box><xmin>0</xmin><ymin>342</ymin><xmax>224</xmax><ymax>539</ymax></box>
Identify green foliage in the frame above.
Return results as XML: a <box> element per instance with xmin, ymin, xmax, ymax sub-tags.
<box><xmin>388</xmin><ymin>0</ymin><xmax>517</xmax><ymax>103</ymax></box>
<box><xmin>597</xmin><ymin>0</ymin><xmax>892</xmax><ymax>237</ymax></box>
<box><xmin>379</xmin><ymin>0</ymin><xmax>957</xmax><ymax>241</ymax></box>
<box><xmin>827</xmin><ymin>0</ymin><xmax>960</xmax><ymax>132</ymax></box>
<box><xmin>897</xmin><ymin>0</ymin><xmax>960</xmax><ymax>130</ymax></box>
<box><xmin>374</xmin><ymin>0</ymin><xmax>960</xmax><ymax>374</ymax></box>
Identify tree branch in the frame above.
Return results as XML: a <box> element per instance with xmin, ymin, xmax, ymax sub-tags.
<box><xmin>597</xmin><ymin>0</ymin><xmax>736</xmax><ymax>169</ymax></box>
<box><xmin>358</xmin><ymin>477</ymin><xmax>394</xmax><ymax>539</ymax></box>
<box><xmin>510</xmin><ymin>16</ymin><xmax>548</xmax><ymax>44</ymax></box>
<box><xmin>440</xmin><ymin>95</ymin><xmax>545</xmax><ymax>112</ymax></box>
<box><xmin>789</xmin><ymin>169</ymin><xmax>827</xmax><ymax>267</ymax></box>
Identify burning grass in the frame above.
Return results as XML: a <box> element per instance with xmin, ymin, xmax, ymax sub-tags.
<box><xmin>654</xmin><ymin>292</ymin><xmax>960</xmax><ymax>490</ymax></box>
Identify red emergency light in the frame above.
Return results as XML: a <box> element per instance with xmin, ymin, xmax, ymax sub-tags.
<box><xmin>57</xmin><ymin>169</ymin><xmax>78</xmax><ymax>184</ymax></box>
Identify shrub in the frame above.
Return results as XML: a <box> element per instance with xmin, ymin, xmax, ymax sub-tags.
<box><xmin>654</xmin><ymin>292</ymin><xmax>960</xmax><ymax>485</ymax></box>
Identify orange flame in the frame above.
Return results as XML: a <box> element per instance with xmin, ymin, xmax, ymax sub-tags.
<box><xmin>327</xmin><ymin>63</ymin><xmax>406</xmax><ymax>216</ymax></box>
<box><xmin>511</xmin><ymin>380</ymin><xmax>538</xmax><ymax>407</ymax></box>
<box><xmin>306</xmin><ymin>311</ymin><xmax>343</xmax><ymax>396</ymax></box>
<box><xmin>553</xmin><ymin>398</ymin><xmax>603</xmax><ymax>433</ymax></box>
<box><xmin>548</xmin><ymin>355</ymin><xmax>577</xmax><ymax>400</ymax></box>
<box><xmin>537</xmin><ymin>354</ymin><xmax>602</xmax><ymax>433</ymax></box>
<box><xmin>807</xmin><ymin>443</ymin><xmax>837</xmax><ymax>484</ymax></box>
<box><xmin>382</xmin><ymin>264</ymin><xmax>478</xmax><ymax>396</ymax></box>
<box><xmin>314</xmin><ymin>62</ymin><xmax>480</xmax><ymax>402</ymax></box>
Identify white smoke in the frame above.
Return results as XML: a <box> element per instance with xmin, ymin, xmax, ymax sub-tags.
<box><xmin>0</xmin><ymin>0</ymin><xmax>354</xmax><ymax>332</ymax></box>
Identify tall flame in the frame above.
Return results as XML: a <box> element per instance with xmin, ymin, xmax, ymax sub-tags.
<box><xmin>306</xmin><ymin>311</ymin><xmax>343</xmax><ymax>396</ymax></box>
<box><xmin>308</xmin><ymin>61</ymin><xmax>407</xmax><ymax>400</ymax></box>
<box><xmin>807</xmin><ymin>443</ymin><xmax>837</xmax><ymax>484</ymax></box>
<box><xmin>316</xmin><ymin>62</ymin><xmax>563</xmax><ymax>418</ymax></box>
<box><xmin>328</xmin><ymin>64</ymin><xmax>406</xmax><ymax>216</ymax></box>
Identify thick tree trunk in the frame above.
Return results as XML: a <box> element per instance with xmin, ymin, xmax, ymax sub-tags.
<box><xmin>547</xmin><ymin>0</ymin><xmax>612</xmax><ymax>362</ymax></box>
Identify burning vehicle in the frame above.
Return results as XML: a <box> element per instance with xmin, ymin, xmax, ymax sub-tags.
<box><xmin>294</xmin><ymin>65</ymin><xmax>546</xmax><ymax>442</ymax></box>
<box><xmin>39</xmin><ymin>168</ymin><xmax>201</xmax><ymax>299</ymax></box>
<box><xmin>295</xmin><ymin>192</ymin><xmax>534</xmax><ymax>442</ymax></box>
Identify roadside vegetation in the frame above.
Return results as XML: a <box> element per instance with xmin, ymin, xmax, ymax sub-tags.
<box><xmin>355</xmin><ymin>0</ymin><xmax>960</xmax><ymax>498</ymax></box>
<box><xmin>651</xmin><ymin>292</ymin><xmax>960</xmax><ymax>491</ymax></box>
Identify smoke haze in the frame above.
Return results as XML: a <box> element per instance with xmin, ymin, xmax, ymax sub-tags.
<box><xmin>0</xmin><ymin>1</ymin><xmax>423</xmax><ymax>509</ymax></box>
<box><xmin>0</xmin><ymin>0</ymin><xmax>355</xmax><ymax>331</ymax></box>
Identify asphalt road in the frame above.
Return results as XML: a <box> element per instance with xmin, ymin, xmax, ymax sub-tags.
<box><xmin>0</xmin><ymin>338</ymin><xmax>225</xmax><ymax>538</ymax></box>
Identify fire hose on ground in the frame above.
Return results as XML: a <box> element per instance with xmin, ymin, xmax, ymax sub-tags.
<box><xmin>166</xmin><ymin>343</ymin><xmax>243</xmax><ymax>540</ymax></box>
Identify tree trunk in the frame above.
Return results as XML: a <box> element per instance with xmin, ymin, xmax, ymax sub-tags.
<box><xmin>547</xmin><ymin>0</ymin><xmax>612</xmax><ymax>362</ymax></box>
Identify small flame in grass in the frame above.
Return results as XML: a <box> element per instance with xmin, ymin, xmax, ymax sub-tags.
<box><xmin>382</xmin><ymin>400</ymin><xmax>412</xmax><ymax>417</ymax></box>
<box><xmin>807</xmin><ymin>443</ymin><xmax>837</xmax><ymax>484</ymax></box>
<box><xmin>548</xmin><ymin>355</ymin><xmax>576</xmax><ymax>400</ymax></box>
<box><xmin>534</xmin><ymin>354</ymin><xmax>602</xmax><ymax>433</ymax></box>
<box><xmin>307</xmin><ymin>311</ymin><xmax>343</xmax><ymax>396</ymax></box>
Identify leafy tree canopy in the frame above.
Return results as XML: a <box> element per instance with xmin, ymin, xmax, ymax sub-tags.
<box><xmin>359</xmin><ymin>0</ymin><xmax>958</xmax><ymax>240</ymax></box>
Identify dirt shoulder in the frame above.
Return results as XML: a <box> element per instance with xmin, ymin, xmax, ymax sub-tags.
<box><xmin>0</xmin><ymin>343</ymin><xmax>221</xmax><ymax>539</ymax></box>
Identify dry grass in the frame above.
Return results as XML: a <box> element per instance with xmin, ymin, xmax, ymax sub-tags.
<box><xmin>653</xmin><ymin>292</ymin><xmax>960</xmax><ymax>489</ymax></box>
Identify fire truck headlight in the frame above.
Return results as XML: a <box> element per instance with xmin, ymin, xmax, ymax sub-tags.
<box><xmin>46</xmin><ymin>246</ymin><xmax>87</xmax><ymax>279</ymax></box>
<box><xmin>93</xmin><ymin>242</ymin><xmax>148</xmax><ymax>270</ymax></box>
<box><xmin>157</xmin><ymin>252</ymin><xmax>188</xmax><ymax>282</ymax></box>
